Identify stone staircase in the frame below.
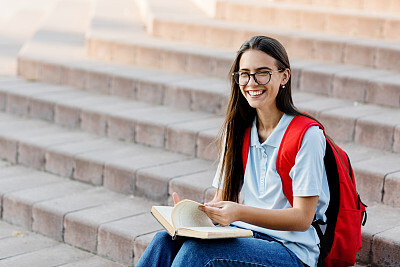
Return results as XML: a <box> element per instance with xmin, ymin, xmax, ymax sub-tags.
<box><xmin>0</xmin><ymin>0</ymin><xmax>399</xmax><ymax>266</ymax></box>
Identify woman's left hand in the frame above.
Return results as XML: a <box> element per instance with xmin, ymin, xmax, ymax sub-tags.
<box><xmin>199</xmin><ymin>201</ymin><xmax>242</xmax><ymax>227</ymax></box>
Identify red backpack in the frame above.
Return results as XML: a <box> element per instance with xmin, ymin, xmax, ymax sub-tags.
<box><xmin>242</xmin><ymin>115</ymin><xmax>367</xmax><ymax>267</ymax></box>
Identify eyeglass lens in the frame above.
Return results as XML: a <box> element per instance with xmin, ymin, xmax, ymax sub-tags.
<box><xmin>234</xmin><ymin>71</ymin><xmax>271</xmax><ymax>86</ymax></box>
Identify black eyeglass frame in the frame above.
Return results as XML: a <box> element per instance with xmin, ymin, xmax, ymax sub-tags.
<box><xmin>232</xmin><ymin>69</ymin><xmax>284</xmax><ymax>86</ymax></box>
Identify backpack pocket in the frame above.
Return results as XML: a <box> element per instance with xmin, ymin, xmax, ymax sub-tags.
<box><xmin>324</xmin><ymin>208</ymin><xmax>362</xmax><ymax>267</ymax></box>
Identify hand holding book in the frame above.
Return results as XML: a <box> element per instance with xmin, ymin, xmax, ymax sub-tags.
<box><xmin>151</xmin><ymin>193</ymin><xmax>253</xmax><ymax>239</ymax></box>
<box><xmin>200</xmin><ymin>201</ymin><xmax>247</xmax><ymax>227</ymax></box>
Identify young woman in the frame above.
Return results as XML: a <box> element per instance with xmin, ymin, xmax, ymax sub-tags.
<box><xmin>136</xmin><ymin>35</ymin><xmax>329</xmax><ymax>267</ymax></box>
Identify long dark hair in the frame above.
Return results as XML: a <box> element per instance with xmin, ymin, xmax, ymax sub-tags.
<box><xmin>218</xmin><ymin>35</ymin><xmax>318</xmax><ymax>202</ymax></box>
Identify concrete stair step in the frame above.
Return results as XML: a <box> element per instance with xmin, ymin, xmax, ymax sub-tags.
<box><xmin>0</xmin><ymin>161</ymin><xmax>161</xmax><ymax>266</ymax></box>
<box><xmin>193</xmin><ymin>0</ymin><xmax>400</xmax><ymax>42</ymax></box>
<box><xmin>339</xmin><ymin>143</ymin><xmax>400</xmax><ymax>208</ymax></box>
<box><xmin>0</xmin><ymin>110</ymin><xmax>216</xmax><ymax>202</ymax></box>
<box><xmin>0</xmin><ymin>138</ymin><xmax>215</xmax><ymax>265</ymax></box>
<box><xmin>0</xmin><ymin>219</ymin><xmax>125</xmax><ymax>266</ymax></box>
<box><xmin>12</xmin><ymin>5</ymin><xmax>400</xmax><ymax>204</ymax></box>
<box><xmin>357</xmin><ymin>203</ymin><xmax>400</xmax><ymax>266</ymax></box>
<box><xmin>17</xmin><ymin>55</ymin><xmax>230</xmax><ymax>115</ymax></box>
<box><xmin>0</xmin><ymin>86</ymin><xmax>396</xmax><ymax>265</ymax></box>
<box><xmin>86</xmin><ymin>30</ymin><xmax>400</xmax><ymax>109</ymax></box>
<box><xmin>18</xmin><ymin>0</ymin><xmax>232</xmax><ymax>116</ymax></box>
<box><xmin>0</xmin><ymin>76</ymin><xmax>223</xmax><ymax>160</ymax></box>
<box><xmin>87</xmin><ymin>0</ymin><xmax>400</xmax><ymax>109</ymax></box>
<box><xmin>0</xmin><ymin>85</ymin><xmax>398</xmax><ymax>208</ymax></box>
<box><xmin>18</xmin><ymin>0</ymin><xmax>400</xmax><ymax>110</ymax></box>
<box><xmin>13</xmin><ymin>1</ymin><xmax>400</xmax><ymax>156</ymax></box>
<box><xmin>136</xmin><ymin>0</ymin><xmax>400</xmax><ymax>73</ymax></box>
<box><xmin>0</xmin><ymin>153</ymin><xmax>399</xmax><ymax>266</ymax></box>
<box><xmin>13</xmin><ymin>55</ymin><xmax>400</xmax><ymax>154</ymax></box>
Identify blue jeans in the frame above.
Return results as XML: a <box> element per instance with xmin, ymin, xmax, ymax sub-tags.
<box><xmin>136</xmin><ymin>230</ymin><xmax>305</xmax><ymax>267</ymax></box>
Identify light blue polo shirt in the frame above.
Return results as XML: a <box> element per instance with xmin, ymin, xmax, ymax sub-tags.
<box><xmin>212</xmin><ymin>114</ymin><xmax>330</xmax><ymax>267</ymax></box>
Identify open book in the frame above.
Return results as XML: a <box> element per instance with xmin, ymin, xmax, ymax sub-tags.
<box><xmin>151</xmin><ymin>199</ymin><xmax>253</xmax><ymax>239</ymax></box>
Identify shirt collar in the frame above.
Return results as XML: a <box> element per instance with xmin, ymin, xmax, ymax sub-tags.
<box><xmin>249</xmin><ymin>113</ymin><xmax>293</xmax><ymax>148</ymax></box>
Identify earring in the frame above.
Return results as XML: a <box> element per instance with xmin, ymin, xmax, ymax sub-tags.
<box><xmin>281</xmin><ymin>84</ymin><xmax>286</xmax><ymax>89</ymax></box>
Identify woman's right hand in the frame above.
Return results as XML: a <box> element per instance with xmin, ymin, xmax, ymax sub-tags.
<box><xmin>199</xmin><ymin>201</ymin><xmax>242</xmax><ymax>227</ymax></box>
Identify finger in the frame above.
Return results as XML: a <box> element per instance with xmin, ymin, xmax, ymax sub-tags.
<box><xmin>202</xmin><ymin>206</ymin><xmax>232</xmax><ymax>226</ymax></box>
<box><xmin>202</xmin><ymin>206</ymin><xmax>224</xmax><ymax>220</ymax></box>
<box><xmin>172</xmin><ymin>192</ymin><xmax>180</xmax><ymax>205</ymax></box>
<box><xmin>204</xmin><ymin>202</ymin><xmax>223</xmax><ymax>208</ymax></box>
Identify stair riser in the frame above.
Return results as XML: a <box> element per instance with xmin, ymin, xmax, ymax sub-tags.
<box><xmin>0</xmin><ymin>137</ymin><xmax>18</xmax><ymax>163</ymax></box>
<box><xmin>371</xmin><ymin>228</ymin><xmax>400</xmax><ymax>266</ymax></box>
<box><xmin>0</xmin><ymin>121</ymin><xmax>216</xmax><ymax>201</ymax></box>
<box><xmin>96</xmin><ymin>213</ymin><xmax>161</xmax><ymax>265</ymax></box>
<box><xmin>214</xmin><ymin>2</ymin><xmax>400</xmax><ymax>41</ymax></box>
<box><xmin>87</xmin><ymin>38</ymin><xmax>232</xmax><ymax>79</ymax></box>
<box><xmin>356</xmin><ymin>204</ymin><xmax>400</xmax><ymax>265</ymax></box>
<box><xmin>3</xmin><ymin>90</ymin><xmax>221</xmax><ymax>161</ymax></box>
<box><xmin>17</xmin><ymin>57</ymin><xmax>229</xmax><ymax>115</ymax></box>
<box><xmin>352</xmin><ymin>154</ymin><xmax>400</xmax><ymax>206</ymax></box>
<box><xmin>134</xmin><ymin>233</ymin><xmax>157</xmax><ymax>266</ymax></box>
<box><xmin>148</xmin><ymin>18</ymin><xmax>400</xmax><ymax>73</ymax></box>
<box><xmin>383</xmin><ymin>172</ymin><xmax>400</xmax><ymax>207</ymax></box>
<box><xmin>86</xmin><ymin>39</ymin><xmax>400</xmax><ymax>109</ymax></box>
<box><xmin>15</xmin><ymin>58</ymin><xmax>400</xmax><ymax>154</ymax></box>
<box><xmin>97</xmin><ymin>226</ymin><xmax>135</xmax><ymax>265</ymax></box>
<box><xmin>358</xmin><ymin>224</ymin><xmax>400</xmax><ymax>266</ymax></box>
<box><xmin>0</xmin><ymin>122</ymin><xmax>397</xmax><ymax>210</ymax></box>
<box><xmin>168</xmin><ymin>170</ymin><xmax>216</xmax><ymax>204</ymax></box>
<box><xmin>135</xmin><ymin>160</ymin><xmax>212</xmax><ymax>205</ymax></box>
<box><xmin>395</xmin><ymin>127</ymin><xmax>400</xmax><ymax>153</ymax></box>
<box><xmin>317</xmin><ymin>108</ymin><xmax>400</xmax><ymax>153</ymax></box>
<box><xmin>0</xmin><ymin>162</ymin><xmax>158</xmax><ymax>266</ymax></box>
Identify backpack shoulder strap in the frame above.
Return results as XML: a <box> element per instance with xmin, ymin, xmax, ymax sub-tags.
<box><xmin>276</xmin><ymin>116</ymin><xmax>323</xmax><ymax>206</ymax></box>
<box><xmin>241</xmin><ymin>116</ymin><xmax>323</xmax><ymax>206</ymax></box>
<box><xmin>242</xmin><ymin>127</ymin><xmax>251</xmax><ymax>171</ymax></box>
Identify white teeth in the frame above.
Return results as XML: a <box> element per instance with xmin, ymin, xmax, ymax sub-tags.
<box><xmin>248</xmin><ymin>90</ymin><xmax>264</xmax><ymax>96</ymax></box>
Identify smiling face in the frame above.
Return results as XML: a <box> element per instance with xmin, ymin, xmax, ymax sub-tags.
<box><xmin>238</xmin><ymin>49</ymin><xmax>289</xmax><ymax>113</ymax></box>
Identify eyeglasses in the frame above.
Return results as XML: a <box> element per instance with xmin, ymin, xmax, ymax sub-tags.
<box><xmin>232</xmin><ymin>70</ymin><xmax>283</xmax><ymax>86</ymax></box>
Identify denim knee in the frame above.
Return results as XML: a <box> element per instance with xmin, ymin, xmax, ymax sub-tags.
<box><xmin>153</xmin><ymin>231</ymin><xmax>171</xmax><ymax>243</ymax></box>
<box><xmin>136</xmin><ymin>231</ymin><xmax>179</xmax><ymax>267</ymax></box>
<box><xmin>172</xmin><ymin>239</ymin><xmax>212</xmax><ymax>266</ymax></box>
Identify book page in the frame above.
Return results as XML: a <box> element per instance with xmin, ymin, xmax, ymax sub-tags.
<box><xmin>153</xmin><ymin>206</ymin><xmax>173</xmax><ymax>226</ymax></box>
<box><xmin>151</xmin><ymin>205</ymin><xmax>176</xmax><ymax>237</ymax></box>
<box><xmin>172</xmin><ymin>200</ymin><xmax>215</xmax><ymax>228</ymax></box>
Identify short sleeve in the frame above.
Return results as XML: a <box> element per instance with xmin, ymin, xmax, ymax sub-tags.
<box><xmin>289</xmin><ymin>126</ymin><xmax>326</xmax><ymax>197</ymax></box>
